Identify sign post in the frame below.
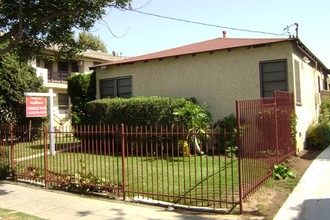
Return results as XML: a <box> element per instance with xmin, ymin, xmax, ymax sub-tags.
<box><xmin>24</xmin><ymin>89</ymin><xmax>56</xmax><ymax>156</ymax></box>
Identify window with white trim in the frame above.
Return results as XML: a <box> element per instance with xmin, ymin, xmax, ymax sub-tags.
<box><xmin>100</xmin><ymin>77</ymin><xmax>132</xmax><ymax>98</ymax></box>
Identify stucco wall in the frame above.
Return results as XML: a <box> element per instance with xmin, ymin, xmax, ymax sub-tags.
<box><xmin>96</xmin><ymin>42</ymin><xmax>293</xmax><ymax>121</ymax></box>
<box><xmin>291</xmin><ymin>49</ymin><xmax>324</xmax><ymax>152</ymax></box>
<box><xmin>95</xmin><ymin>41</ymin><xmax>326</xmax><ymax>152</ymax></box>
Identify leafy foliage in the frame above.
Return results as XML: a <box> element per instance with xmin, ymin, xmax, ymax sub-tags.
<box><xmin>78</xmin><ymin>31</ymin><xmax>108</xmax><ymax>53</ymax></box>
<box><xmin>82</xmin><ymin>96</ymin><xmax>211</xmax><ymax>127</ymax></box>
<box><xmin>177</xmin><ymin>140</ymin><xmax>191</xmax><ymax>157</ymax></box>
<box><xmin>306</xmin><ymin>122</ymin><xmax>330</xmax><ymax>150</ymax></box>
<box><xmin>67</xmin><ymin>72</ymin><xmax>96</xmax><ymax>125</ymax></box>
<box><xmin>0</xmin><ymin>0</ymin><xmax>131</xmax><ymax>60</ymax></box>
<box><xmin>273</xmin><ymin>163</ymin><xmax>296</xmax><ymax>180</ymax></box>
<box><xmin>213</xmin><ymin>114</ymin><xmax>237</xmax><ymax>155</ymax></box>
<box><xmin>0</xmin><ymin>49</ymin><xmax>45</xmax><ymax>124</ymax></box>
<box><xmin>319</xmin><ymin>97</ymin><xmax>330</xmax><ymax>124</ymax></box>
<box><xmin>0</xmin><ymin>147</ymin><xmax>10</xmax><ymax>180</ymax></box>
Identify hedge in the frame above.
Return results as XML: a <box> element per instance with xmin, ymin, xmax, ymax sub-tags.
<box><xmin>81</xmin><ymin>96</ymin><xmax>211</xmax><ymax>128</ymax></box>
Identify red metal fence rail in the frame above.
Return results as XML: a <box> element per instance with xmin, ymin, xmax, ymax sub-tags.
<box><xmin>1</xmin><ymin>124</ymin><xmax>240</xmax><ymax>213</ymax></box>
<box><xmin>236</xmin><ymin>91</ymin><xmax>295</xmax><ymax>211</ymax></box>
<box><xmin>0</xmin><ymin>91</ymin><xmax>296</xmax><ymax>213</ymax></box>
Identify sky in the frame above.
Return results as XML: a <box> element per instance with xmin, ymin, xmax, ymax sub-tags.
<box><xmin>89</xmin><ymin>0</ymin><xmax>330</xmax><ymax>67</ymax></box>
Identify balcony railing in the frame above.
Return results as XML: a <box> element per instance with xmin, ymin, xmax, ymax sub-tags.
<box><xmin>48</xmin><ymin>70</ymin><xmax>70</xmax><ymax>83</ymax></box>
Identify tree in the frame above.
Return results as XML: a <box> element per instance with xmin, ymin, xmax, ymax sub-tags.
<box><xmin>0</xmin><ymin>0</ymin><xmax>131</xmax><ymax>60</ymax></box>
<box><xmin>0</xmin><ymin>48</ymin><xmax>45</xmax><ymax>124</ymax></box>
<box><xmin>78</xmin><ymin>31</ymin><xmax>108</xmax><ymax>53</ymax></box>
<box><xmin>67</xmin><ymin>72</ymin><xmax>96</xmax><ymax>125</ymax></box>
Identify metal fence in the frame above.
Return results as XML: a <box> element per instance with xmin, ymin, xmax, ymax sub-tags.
<box><xmin>236</xmin><ymin>91</ymin><xmax>295</xmax><ymax>211</ymax></box>
<box><xmin>0</xmin><ymin>91</ymin><xmax>296</xmax><ymax>213</ymax></box>
<box><xmin>1</xmin><ymin>124</ymin><xmax>239</xmax><ymax>213</ymax></box>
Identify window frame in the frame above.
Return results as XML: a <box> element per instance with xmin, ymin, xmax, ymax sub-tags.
<box><xmin>58</xmin><ymin>93</ymin><xmax>69</xmax><ymax>110</ymax></box>
<box><xmin>100</xmin><ymin>76</ymin><xmax>132</xmax><ymax>99</ymax></box>
<box><xmin>259</xmin><ymin>59</ymin><xmax>288</xmax><ymax>98</ymax></box>
<box><xmin>294</xmin><ymin>60</ymin><xmax>302</xmax><ymax>105</ymax></box>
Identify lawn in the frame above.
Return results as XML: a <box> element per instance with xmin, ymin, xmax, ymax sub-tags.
<box><xmin>0</xmin><ymin>207</ymin><xmax>45</xmax><ymax>220</ymax></box>
<box><xmin>14</xmin><ymin>148</ymin><xmax>240</xmax><ymax>208</ymax></box>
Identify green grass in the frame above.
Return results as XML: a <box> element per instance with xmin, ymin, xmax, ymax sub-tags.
<box><xmin>14</xmin><ymin>151</ymin><xmax>240</xmax><ymax>208</ymax></box>
<box><xmin>0</xmin><ymin>207</ymin><xmax>46</xmax><ymax>220</ymax></box>
<box><xmin>2</xmin><ymin>136</ymin><xmax>80</xmax><ymax>159</ymax></box>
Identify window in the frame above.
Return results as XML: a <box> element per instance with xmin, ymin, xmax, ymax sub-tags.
<box><xmin>294</xmin><ymin>60</ymin><xmax>302</xmax><ymax>104</ymax></box>
<box><xmin>72</xmin><ymin>62</ymin><xmax>79</xmax><ymax>72</ymax></box>
<box><xmin>58</xmin><ymin>93</ymin><xmax>69</xmax><ymax>110</ymax></box>
<box><xmin>260</xmin><ymin>60</ymin><xmax>288</xmax><ymax>97</ymax></box>
<box><xmin>100</xmin><ymin>77</ymin><xmax>132</xmax><ymax>98</ymax></box>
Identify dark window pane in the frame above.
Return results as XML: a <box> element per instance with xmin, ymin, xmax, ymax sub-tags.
<box><xmin>260</xmin><ymin>60</ymin><xmax>287</xmax><ymax>97</ymax></box>
<box><xmin>101</xmin><ymin>79</ymin><xmax>115</xmax><ymax>98</ymax></box>
<box><xmin>72</xmin><ymin>62</ymin><xmax>79</xmax><ymax>72</ymax></box>
<box><xmin>100</xmin><ymin>77</ymin><xmax>132</xmax><ymax>99</ymax></box>
<box><xmin>58</xmin><ymin>93</ymin><xmax>69</xmax><ymax>110</ymax></box>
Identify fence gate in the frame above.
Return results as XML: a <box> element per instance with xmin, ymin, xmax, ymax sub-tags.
<box><xmin>236</xmin><ymin>91</ymin><xmax>295</xmax><ymax>212</ymax></box>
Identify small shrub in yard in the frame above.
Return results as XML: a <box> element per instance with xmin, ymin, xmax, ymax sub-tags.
<box><xmin>177</xmin><ymin>140</ymin><xmax>190</xmax><ymax>157</ymax></box>
<box><xmin>213</xmin><ymin>114</ymin><xmax>237</xmax><ymax>155</ymax></box>
<box><xmin>306</xmin><ymin>122</ymin><xmax>330</xmax><ymax>150</ymax></box>
<box><xmin>0</xmin><ymin>148</ymin><xmax>10</xmax><ymax>180</ymax></box>
<box><xmin>319</xmin><ymin>97</ymin><xmax>330</xmax><ymax>124</ymax></box>
<box><xmin>273</xmin><ymin>163</ymin><xmax>296</xmax><ymax>180</ymax></box>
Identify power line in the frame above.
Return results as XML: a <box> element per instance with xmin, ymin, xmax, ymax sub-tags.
<box><xmin>126</xmin><ymin>9</ymin><xmax>289</xmax><ymax>37</ymax></box>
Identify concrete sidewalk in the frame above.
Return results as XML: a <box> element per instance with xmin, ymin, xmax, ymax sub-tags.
<box><xmin>0</xmin><ymin>181</ymin><xmax>251</xmax><ymax>220</ymax></box>
<box><xmin>273</xmin><ymin>147</ymin><xmax>330</xmax><ymax>220</ymax></box>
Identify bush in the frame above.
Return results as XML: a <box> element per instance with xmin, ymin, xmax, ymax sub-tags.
<box><xmin>273</xmin><ymin>163</ymin><xmax>296</xmax><ymax>180</ymax></box>
<box><xmin>0</xmin><ymin>147</ymin><xmax>10</xmax><ymax>180</ymax></box>
<box><xmin>319</xmin><ymin>97</ymin><xmax>330</xmax><ymax>124</ymax></box>
<box><xmin>306</xmin><ymin>122</ymin><xmax>330</xmax><ymax>150</ymax></box>
<box><xmin>213</xmin><ymin>114</ymin><xmax>237</xmax><ymax>155</ymax></box>
<box><xmin>68</xmin><ymin>72</ymin><xmax>96</xmax><ymax>125</ymax></box>
<box><xmin>82</xmin><ymin>96</ymin><xmax>211</xmax><ymax>127</ymax></box>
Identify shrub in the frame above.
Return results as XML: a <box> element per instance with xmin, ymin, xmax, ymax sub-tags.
<box><xmin>177</xmin><ymin>140</ymin><xmax>190</xmax><ymax>157</ymax></box>
<box><xmin>0</xmin><ymin>147</ymin><xmax>10</xmax><ymax>180</ymax></box>
<box><xmin>273</xmin><ymin>163</ymin><xmax>296</xmax><ymax>180</ymax></box>
<box><xmin>82</xmin><ymin>96</ymin><xmax>211</xmax><ymax>127</ymax></box>
<box><xmin>306</xmin><ymin>122</ymin><xmax>330</xmax><ymax>150</ymax></box>
<box><xmin>68</xmin><ymin>72</ymin><xmax>96</xmax><ymax>125</ymax></box>
<box><xmin>213</xmin><ymin>114</ymin><xmax>237</xmax><ymax>155</ymax></box>
<box><xmin>319</xmin><ymin>97</ymin><xmax>330</xmax><ymax>124</ymax></box>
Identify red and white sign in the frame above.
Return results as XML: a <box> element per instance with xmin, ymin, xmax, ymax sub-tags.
<box><xmin>26</xmin><ymin>97</ymin><xmax>47</xmax><ymax>117</ymax></box>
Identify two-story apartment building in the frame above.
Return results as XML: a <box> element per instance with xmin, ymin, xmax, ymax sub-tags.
<box><xmin>32</xmin><ymin>46</ymin><xmax>123</xmax><ymax>128</ymax></box>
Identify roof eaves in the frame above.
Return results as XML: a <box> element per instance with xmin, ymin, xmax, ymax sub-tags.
<box><xmin>91</xmin><ymin>38</ymin><xmax>292</xmax><ymax>70</ymax></box>
<box><xmin>293</xmin><ymin>38</ymin><xmax>330</xmax><ymax>74</ymax></box>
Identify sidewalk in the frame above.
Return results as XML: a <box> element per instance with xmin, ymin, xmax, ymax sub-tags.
<box><xmin>0</xmin><ymin>181</ymin><xmax>253</xmax><ymax>220</ymax></box>
<box><xmin>1</xmin><ymin>147</ymin><xmax>329</xmax><ymax>220</ymax></box>
<box><xmin>273</xmin><ymin>147</ymin><xmax>330</xmax><ymax>220</ymax></box>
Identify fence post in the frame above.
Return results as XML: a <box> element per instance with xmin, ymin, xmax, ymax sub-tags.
<box><xmin>43</xmin><ymin>125</ymin><xmax>49</xmax><ymax>187</ymax></box>
<box><xmin>273</xmin><ymin>91</ymin><xmax>280</xmax><ymax>164</ymax></box>
<box><xmin>10</xmin><ymin>123</ymin><xmax>15</xmax><ymax>180</ymax></box>
<box><xmin>236</xmin><ymin>100</ymin><xmax>243</xmax><ymax>214</ymax></box>
<box><xmin>121</xmin><ymin>124</ymin><xmax>126</xmax><ymax>200</ymax></box>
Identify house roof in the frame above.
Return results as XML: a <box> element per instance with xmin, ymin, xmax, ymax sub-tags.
<box><xmin>42</xmin><ymin>46</ymin><xmax>123</xmax><ymax>62</ymax></box>
<box><xmin>82</xmin><ymin>50</ymin><xmax>125</xmax><ymax>61</ymax></box>
<box><xmin>91</xmin><ymin>37</ymin><xmax>329</xmax><ymax>73</ymax></box>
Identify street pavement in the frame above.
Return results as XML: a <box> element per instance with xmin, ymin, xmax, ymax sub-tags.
<box><xmin>0</xmin><ymin>181</ymin><xmax>262</xmax><ymax>220</ymax></box>
<box><xmin>273</xmin><ymin>146</ymin><xmax>330</xmax><ymax>220</ymax></box>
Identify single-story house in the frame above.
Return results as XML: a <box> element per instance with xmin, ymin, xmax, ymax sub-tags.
<box><xmin>91</xmin><ymin>35</ymin><xmax>330</xmax><ymax>152</ymax></box>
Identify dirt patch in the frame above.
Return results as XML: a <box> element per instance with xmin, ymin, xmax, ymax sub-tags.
<box><xmin>241</xmin><ymin>149</ymin><xmax>321</xmax><ymax>220</ymax></box>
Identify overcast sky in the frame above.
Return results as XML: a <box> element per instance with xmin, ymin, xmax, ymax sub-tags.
<box><xmin>90</xmin><ymin>0</ymin><xmax>330</xmax><ymax>67</ymax></box>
